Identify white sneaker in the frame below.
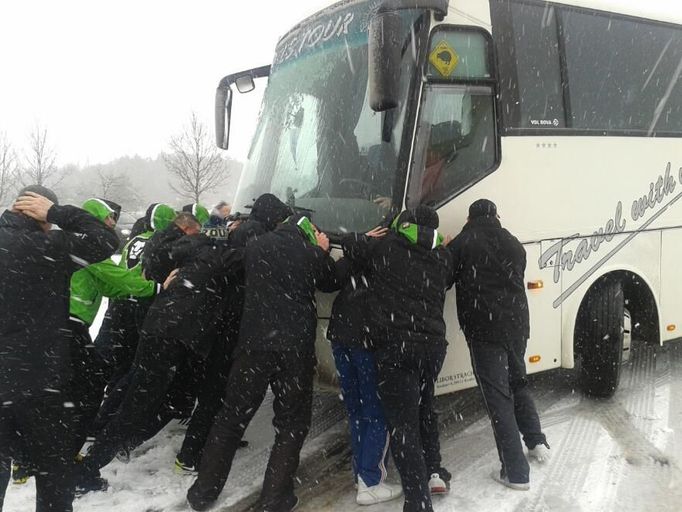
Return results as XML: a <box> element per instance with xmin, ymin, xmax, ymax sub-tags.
<box><xmin>528</xmin><ymin>443</ymin><xmax>551</xmax><ymax>463</ymax></box>
<box><xmin>356</xmin><ymin>476</ymin><xmax>403</xmax><ymax>505</ymax></box>
<box><xmin>429</xmin><ymin>473</ymin><xmax>449</xmax><ymax>494</ymax></box>
<box><xmin>491</xmin><ymin>471</ymin><xmax>530</xmax><ymax>491</ymax></box>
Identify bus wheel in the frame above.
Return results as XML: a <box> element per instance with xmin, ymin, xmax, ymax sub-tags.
<box><xmin>579</xmin><ymin>278</ymin><xmax>624</xmax><ymax>398</ymax></box>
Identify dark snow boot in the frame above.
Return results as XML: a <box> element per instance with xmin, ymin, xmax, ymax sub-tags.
<box><xmin>261</xmin><ymin>494</ymin><xmax>299</xmax><ymax>512</ymax></box>
<box><xmin>186</xmin><ymin>490</ymin><xmax>216</xmax><ymax>512</ymax></box>
<box><xmin>75</xmin><ymin>465</ymin><xmax>109</xmax><ymax>495</ymax></box>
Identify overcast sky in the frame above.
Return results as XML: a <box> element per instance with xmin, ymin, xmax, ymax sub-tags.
<box><xmin>0</xmin><ymin>0</ymin><xmax>329</xmax><ymax>166</ymax></box>
<box><xmin>0</xmin><ymin>0</ymin><xmax>679</xmax><ymax>166</ymax></box>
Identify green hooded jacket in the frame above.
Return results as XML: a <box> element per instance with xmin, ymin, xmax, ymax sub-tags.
<box><xmin>69</xmin><ymin>199</ymin><xmax>160</xmax><ymax>326</ymax></box>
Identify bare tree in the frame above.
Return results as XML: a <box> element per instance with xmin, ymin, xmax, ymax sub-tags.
<box><xmin>0</xmin><ymin>134</ymin><xmax>20</xmax><ymax>206</ymax></box>
<box><xmin>92</xmin><ymin>168</ymin><xmax>141</xmax><ymax>208</ymax></box>
<box><xmin>96</xmin><ymin>168</ymin><xmax>126</xmax><ymax>197</ymax></box>
<box><xmin>20</xmin><ymin>124</ymin><xmax>62</xmax><ymax>187</ymax></box>
<box><xmin>164</xmin><ymin>113</ymin><xmax>230</xmax><ymax>203</ymax></box>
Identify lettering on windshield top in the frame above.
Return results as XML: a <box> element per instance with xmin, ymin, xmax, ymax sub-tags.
<box><xmin>539</xmin><ymin>162</ymin><xmax>682</xmax><ymax>308</ymax></box>
<box><xmin>274</xmin><ymin>12</ymin><xmax>355</xmax><ymax>66</ymax></box>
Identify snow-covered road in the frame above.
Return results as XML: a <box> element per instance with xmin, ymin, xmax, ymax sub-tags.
<box><xmin>5</xmin><ymin>340</ymin><xmax>681</xmax><ymax>511</ymax></box>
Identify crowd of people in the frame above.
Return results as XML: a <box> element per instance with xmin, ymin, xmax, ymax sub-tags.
<box><xmin>0</xmin><ymin>185</ymin><xmax>549</xmax><ymax>512</ymax></box>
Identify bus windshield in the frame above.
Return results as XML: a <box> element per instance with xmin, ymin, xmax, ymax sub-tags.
<box><xmin>232</xmin><ymin>3</ymin><xmax>425</xmax><ymax>233</ymax></box>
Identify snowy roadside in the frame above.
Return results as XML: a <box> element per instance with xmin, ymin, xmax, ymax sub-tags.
<box><xmin>5</xmin><ymin>305</ymin><xmax>682</xmax><ymax>511</ymax></box>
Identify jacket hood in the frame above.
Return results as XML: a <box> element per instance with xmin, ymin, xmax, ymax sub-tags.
<box><xmin>82</xmin><ymin>198</ymin><xmax>121</xmax><ymax>223</ymax></box>
<box><xmin>182</xmin><ymin>203</ymin><xmax>210</xmax><ymax>226</ymax></box>
<box><xmin>250</xmin><ymin>193</ymin><xmax>292</xmax><ymax>231</ymax></box>
<box><xmin>145</xmin><ymin>203</ymin><xmax>176</xmax><ymax>232</ymax></box>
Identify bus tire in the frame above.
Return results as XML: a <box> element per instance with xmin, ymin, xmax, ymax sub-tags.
<box><xmin>579</xmin><ymin>278</ymin><xmax>624</xmax><ymax>398</ymax></box>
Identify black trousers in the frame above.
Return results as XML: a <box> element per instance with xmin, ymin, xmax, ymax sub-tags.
<box><xmin>0</xmin><ymin>395</ymin><xmax>78</xmax><ymax>512</ymax></box>
<box><xmin>94</xmin><ymin>298</ymin><xmax>151</xmax><ymax>391</ymax></box>
<box><xmin>188</xmin><ymin>350</ymin><xmax>315</xmax><ymax>511</ymax></box>
<box><xmin>84</xmin><ymin>336</ymin><xmax>193</xmax><ymax>473</ymax></box>
<box><xmin>0</xmin><ymin>458</ymin><xmax>9</xmax><ymax>511</ymax></box>
<box><xmin>67</xmin><ymin>320</ymin><xmax>108</xmax><ymax>452</ymax></box>
<box><xmin>468</xmin><ymin>338</ymin><xmax>546</xmax><ymax>484</ymax></box>
<box><xmin>375</xmin><ymin>341</ymin><xmax>447</xmax><ymax>512</ymax></box>
<box><xmin>178</xmin><ymin>336</ymin><xmax>235</xmax><ymax>467</ymax></box>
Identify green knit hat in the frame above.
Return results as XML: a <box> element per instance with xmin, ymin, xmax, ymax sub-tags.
<box><xmin>82</xmin><ymin>198</ymin><xmax>121</xmax><ymax>223</ymax></box>
<box><xmin>148</xmin><ymin>203</ymin><xmax>176</xmax><ymax>231</ymax></box>
<box><xmin>182</xmin><ymin>203</ymin><xmax>210</xmax><ymax>226</ymax></box>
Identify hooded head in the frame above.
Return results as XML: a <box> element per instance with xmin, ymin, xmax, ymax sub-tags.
<box><xmin>392</xmin><ymin>205</ymin><xmax>439</xmax><ymax>230</ymax></box>
<box><xmin>82</xmin><ymin>198</ymin><xmax>121</xmax><ymax>227</ymax></box>
<box><xmin>250</xmin><ymin>193</ymin><xmax>293</xmax><ymax>231</ymax></box>
<box><xmin>144</xmin><ymin>203</ymin><xmax>176</xmax><ymax>232</ymax></box>
<box><xmin>182</xmin><ymin>203</ymin><xmax>210</xmax><ymax>226</ymax></box>
<box><xmin>468</xmin><ymin>199</ymin><xmax>497</xmax><ymax>220</ymax></box>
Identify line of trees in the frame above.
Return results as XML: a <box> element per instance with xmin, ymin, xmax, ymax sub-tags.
<box><xmin>0</xmin><ymin>114</ymin><xmax>241</xmax><ymax>211</ymax></box>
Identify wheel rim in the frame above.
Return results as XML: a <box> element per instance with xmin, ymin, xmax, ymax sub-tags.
<box><xmin>622</xmin><ymin>308</ymin><xmax>632</xmax><ymax>362</ymax></box>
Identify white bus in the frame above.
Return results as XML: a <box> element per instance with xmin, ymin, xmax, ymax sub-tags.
<box><xmin>216</xmin><ymin>0</ymin><xmax>682</xmax><ymax>398</ymax></box>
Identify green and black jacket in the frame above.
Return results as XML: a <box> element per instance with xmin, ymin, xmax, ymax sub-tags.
<box><xmin>68</xmin><ymin>199</ymin><xmax>169</xmax><ymax>326</ymax></box>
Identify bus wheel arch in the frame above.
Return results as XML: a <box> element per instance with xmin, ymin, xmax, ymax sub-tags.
<box><xmin>574</xmin><ymin>271</ymin><xmax>658</xmax><ymax>397</ymax></box>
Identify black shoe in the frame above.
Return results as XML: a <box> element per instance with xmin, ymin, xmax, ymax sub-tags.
<box><xmin>187</xmin><ymin>486</ymin><xmax>217</xmax><ymax>511</ymax></box>
<box><xmin>262</xmin><ymin>494</ymin><xmax>299</xmax><ymax>512</ymax></box>
<box><xmin>75</xmin><ymin>473</ymin><xmax>109</xmax><ymax>495</ymax></box>
<box><xmin>75</xmin><ymin>465</ymin><xmax>109</xmax><ymax>495</ymax></box>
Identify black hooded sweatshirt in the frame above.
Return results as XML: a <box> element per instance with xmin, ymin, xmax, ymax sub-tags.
<box><xmin>342</xmin><ymin>209</ymin><xmax>454</xmax><ymax>349</ymax></box>
<box><xmin>449</xmin><ymin>216</ymin><xmax>530</xmax><ymax>343</ymax></box>
<box><xmin>237</xmin><ymin>218</ymin><xmax>338</xmax><ymax>353</ymax></box>
<box><xmin>0</xmin><ymin>206</ymin><xmax>119</xmax><ymax>400</ymax></box>
<box><xmin>142</xmin><ymin>234</ymin><xmax>242</xmax><ymax>358</ymax></box>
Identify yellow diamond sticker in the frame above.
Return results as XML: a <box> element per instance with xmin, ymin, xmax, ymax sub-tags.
<box><xmin>429</xmin><ymin>40</ymin><xmax>459</xmax><ymax>77</ymax></box>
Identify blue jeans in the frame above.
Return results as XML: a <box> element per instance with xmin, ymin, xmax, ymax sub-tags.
<box><xmin>332</xmin><ymin>344</ymin><xmax>389</xmax><ymax>487</ymax></box>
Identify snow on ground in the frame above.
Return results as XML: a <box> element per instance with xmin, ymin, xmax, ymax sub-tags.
<box><xmin>5</xmin><ymin>332</ymin><xmax>682</xmax><ymax>511</ymax></box>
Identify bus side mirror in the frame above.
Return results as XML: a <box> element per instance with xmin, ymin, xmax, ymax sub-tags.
<box><xmin>215</xmin><ymin>84</ymin><xmax>233</xmax><ymax>150</ymax></box>
<box><xmin>369</xmin><ymin>11</ymin><xmax>402</xmax><ymax>112</ymax></box>
<box><xmin>235</xmin><ymin>75</ymin><xmax>255</xmax><ymax>94</ymax></box>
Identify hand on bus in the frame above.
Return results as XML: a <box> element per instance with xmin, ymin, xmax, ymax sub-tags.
<box><xmin>373</xmin><ymin>196</ymin><xmax>392</xmax><ymax>209</ymax></box>
<box><xmin>366</xmin><ymin>227</ymin><xmax>388</xmax><ymax>239</ymax></box>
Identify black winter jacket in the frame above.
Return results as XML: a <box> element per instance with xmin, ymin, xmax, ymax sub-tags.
<box><xmin>0</xmin><ymin>206</ymin><xmax>119</xmax><ymax>400</ymax></box>
<box><xmin>229</xmin><ymin>219</ymin><xmax>268</xmax><ymax>249</ymax></box>
<box><xmin>142</xmin><ymin>224</ymin><xmax>186</xmax><ymax>284</ymax></box>
<box><xmin>449</xmin><ymin>216</ymin><xmax>530</xmax><ymax>342</ymax></box>
<box><xmin>343</xmin><ymin>229</ymin><xmax>454</xmax><ymax>349</ymax></box>
<box><xmin>142</xmin><ymin>234</ymin><xmax>242</xmax><ymax>358</ymax></box>
<box><xmin>237</xmin><ymin>223</ymin><xmax>338</xmax><ymax>353</ymax></box>
<box><xmin>326</xmin><ymin>257</ymin><xmax>372</xmax><ymax>349</ymax></box>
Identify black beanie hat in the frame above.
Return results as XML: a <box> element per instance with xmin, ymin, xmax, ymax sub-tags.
<box><xmin>395</xmin><ymin>205</ymin><xmax>439</xmax><ymax>230</ymax></box>
<box><xmin>469</xmin><ymin>199</ymin><xmax>497</xmax><ymax>219</ymax></box>
<box><xmin>250</xmin><ymin>193</ymin><xmax>293</xmax><ymax>230</ymax></box>
<box><xmin>18</xmin><ymin>185</ymin><xmax>59</xmax><ymax>205</ymax></box>
<box><xmin>101</xmin><ymin>198</ymin><xmax>122</xmax><ymax>222</ymax></box>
